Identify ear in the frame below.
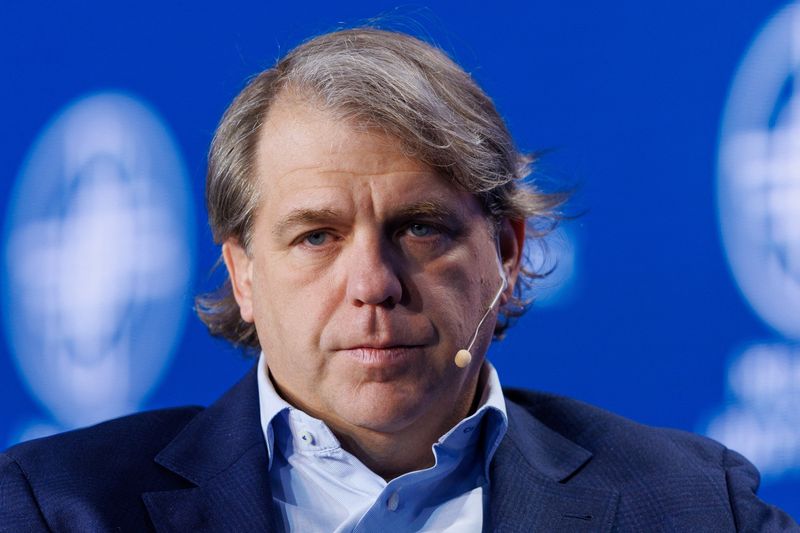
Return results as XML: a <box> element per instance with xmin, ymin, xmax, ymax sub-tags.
<box><xmin>221</xmin><ymin>239</ymin><xmax>255</xmax><ymax>323</ymax></box>
<box><xmin>498</xmin><ymin>218</ymin><xmax>525</xmax><ymax>301</ymax></box>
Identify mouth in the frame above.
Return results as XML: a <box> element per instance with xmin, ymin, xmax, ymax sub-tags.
<box><xmin>337</xmin><ymin>345</ymin><xmax>425</xmax><ymax>364</ymax></box>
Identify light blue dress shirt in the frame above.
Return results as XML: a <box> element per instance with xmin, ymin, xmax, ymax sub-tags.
<box><xmin>256</xmin><ymin>354</ymin><xmax>509</xmax><ymax>532</ymax></box>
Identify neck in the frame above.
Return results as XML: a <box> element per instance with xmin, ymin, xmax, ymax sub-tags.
<box><xmin>334</xmin><ymin>386</ymin><xmax>478</xmax><ymax>480</ymax></box>
<box><xmin>335</xmin><ymin>426</ymin><xmax>443</xmax><ymax>480</ymax></box>
<box><xmin>271</xmin><ymin>368</ymin><xmax>483</xmax><ymax>481</ymax></box>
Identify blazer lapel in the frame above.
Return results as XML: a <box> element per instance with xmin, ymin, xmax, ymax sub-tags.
<box><xmin>142</xmin><ymin>366</ymin><xmax>282</xmax><ymax>532</ymax></box>
<box><xmin>141</xmin><ymin>368</ymin><xmax>618</xmax><ymax>532</ymax></box>
<box><xmin>488</xmin><ymin>401</ymin><xmax>619</xmax><ymax>533</ymax></box>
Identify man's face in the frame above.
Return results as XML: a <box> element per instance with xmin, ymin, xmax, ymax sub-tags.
<box><xmin>224</xmin><ymin>95</ymin><xmax>522</xmax><ymax>441</ymax></box>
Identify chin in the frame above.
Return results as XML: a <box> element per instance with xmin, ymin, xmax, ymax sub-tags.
<box><xmin>334</xmin><ymin>386</ymin><xmax>429</xmax><ymax>433</ymax></box>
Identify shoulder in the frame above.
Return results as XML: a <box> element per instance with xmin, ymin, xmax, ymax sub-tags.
<box><xmin>502</xmin><ymin>387</ymin><xmax>732</xmax><ymax>494</ymax></box>
<box><xmin>3</xmin><ymin>405</ymin><xmax>202</xmax><ymax>472</ymax></box>
<box><xmin>0</xmin><ymin>406</ymin><xmax>203</xmax><ymax>532</ymax></box>
<box><xmin>503</xmin><ymin>388</ymin><xmax>799</xmax><ymax>531</ymax></box>
<box><xmin>504</xmin><ymin>387</ymin><xmax>726</xmax><ymax>465</ymax></box>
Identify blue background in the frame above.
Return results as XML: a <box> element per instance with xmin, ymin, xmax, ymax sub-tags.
<box><xmin>2</xmin><ymin>0</ymin><xmax>797</xmax><ymax>517</ymax></box>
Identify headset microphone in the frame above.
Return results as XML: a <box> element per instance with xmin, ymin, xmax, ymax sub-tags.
<box><xmin>454</xmin><ymin>257</ymin><xmax>508</xmax><ymax>369</ymax></box>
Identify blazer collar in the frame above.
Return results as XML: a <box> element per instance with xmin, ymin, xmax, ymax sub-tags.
<box><xmin>142</xmin><ymin>365</ymin><xmax>618</xmax><ymax>532</ymax></box>
<box><xmin>487</xmin><ymin>399</ymin><xmax>619</xmax><ymax>532</ymax></box>
<box><xmin>142</xmin><ymin>364</ymin><xmax>282</xmax><ymax>532</ymax></box>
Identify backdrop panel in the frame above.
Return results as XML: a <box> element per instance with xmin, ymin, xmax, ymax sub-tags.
<box><xmin>1</xmin><ymin>0</ymin><xmax>797</xmax><ymax>516</ymax></box>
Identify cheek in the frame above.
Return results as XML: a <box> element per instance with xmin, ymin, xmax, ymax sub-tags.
<box><xmin>436</xmin><ymin>245</ymin><xmax>494</xmax><ymax>300</ymax></box>
<box><xmin>419</xmin><ymin>258</ymin><xmax>489</xmax><ymax>339</ymax></box>
<box><xmin>250</xmin><ymin>255</ymin><xmax>339</xmax><ymax>351</ymax></box>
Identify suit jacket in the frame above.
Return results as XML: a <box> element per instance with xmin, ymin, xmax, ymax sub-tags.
<box><xmin>1</xmin><ymin>366</ymin><xmax>796</xmax><ymax>532</ymax></box>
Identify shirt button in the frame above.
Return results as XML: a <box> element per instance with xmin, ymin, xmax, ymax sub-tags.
<box><xmin>463</xmin><ymin>426</ymin><xmax>474</xmax><ymax>434</ymax></box>
<box><xmin>299</xmin><ymin>430</ymin><xmax>315</xmax><ymax>445</ymax></box>
<box><xmin>386</xmin><ymin>491</ymin><xmax>400</xmax><ymax>511</ymax></box>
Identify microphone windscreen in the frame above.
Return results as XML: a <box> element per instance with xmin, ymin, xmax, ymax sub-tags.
<box><xmin>454</xmin><ymin>349</ymin><xmax>472</xmax><ymax>368</ymax></box>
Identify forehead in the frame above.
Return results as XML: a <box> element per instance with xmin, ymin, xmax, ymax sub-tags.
<box><xmin>253</xmin><ymin>95</ymin><xmax>486</xmax><ymax>222</ymax></box>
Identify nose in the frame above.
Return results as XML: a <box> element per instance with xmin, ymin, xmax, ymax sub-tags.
<box><xmin>344</xmin><ymin>236</ymin><xmax>403</xmax><ymax>308</ymax></box>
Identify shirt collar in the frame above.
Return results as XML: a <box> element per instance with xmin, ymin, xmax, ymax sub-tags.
<box><xmin>433</xmin><ymin>359</ymin><xmax>508</xmax><ymax>480</ymax></box>
<box><xmin>256</xmin><ymin>351</ymin><xmax>509</xmax><ymax>472</ymax></box>
<box><xmin>256</xmin><ymin>352</ymin><xmax>292</xmax><ymax>468</ymax></box>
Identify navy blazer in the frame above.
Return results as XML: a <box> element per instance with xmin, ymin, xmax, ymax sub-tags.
<box><xmin>1</xmin><ymin>366</ymin><xmax>797</xmax><ymax>532</ymax></box>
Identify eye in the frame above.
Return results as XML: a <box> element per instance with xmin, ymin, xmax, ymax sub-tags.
<box><xmin>304</xmin><ymin>231</ymin><xmax>329</xmax><ymax>246</ymax></box>
<box><xmin>407</xmin><ymin>223</ymin><xmax>437</xmax><ymax>238</ymax></box>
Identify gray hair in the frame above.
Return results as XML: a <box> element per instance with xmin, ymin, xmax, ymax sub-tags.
<box><xmin>196</xmin><ymin>27</ymin><xmax>566</xmax><ymax>350</ymax></box>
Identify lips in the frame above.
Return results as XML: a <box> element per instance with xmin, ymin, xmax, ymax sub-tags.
<box><xmin>336</xmin><ymin>345</ymin><xmax>425</xmax><ymax>365</ymax></box>
<box><xmin>328</xmin><ymin>319</ymin><xmax>436</xmax><ymax>365</ymax></box>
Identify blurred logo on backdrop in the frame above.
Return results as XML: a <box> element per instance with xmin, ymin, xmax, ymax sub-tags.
<box><xmin>1</xmin><ymin>92</ymin><xmax>195</xmax><ymax>443</ymax></box>
<box><xmin>708</xmin><ymin>2</ymin><xmax>800</xmax><ymax>479</ymax></box>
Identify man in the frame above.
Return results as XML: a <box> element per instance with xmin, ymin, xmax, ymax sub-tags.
<box><xmin>1</xmin><ymin>28</ymin><xmax>797</xmax><ymax>532</ymax></box>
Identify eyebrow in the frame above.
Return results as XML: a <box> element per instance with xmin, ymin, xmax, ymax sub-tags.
<box><xmin>272</xmin><ymin>207</ymin><xmax>342</xmax><ymax>238</ymax></box>
<box><xmin>272</xmin><ymin>199</ymin><xmax>467</xmax><ymax>238</ymax></box>
<box><xmin>388</xmin><ymin>200</ymin><xmax>462</xmax><ymax>226</ymax></box>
